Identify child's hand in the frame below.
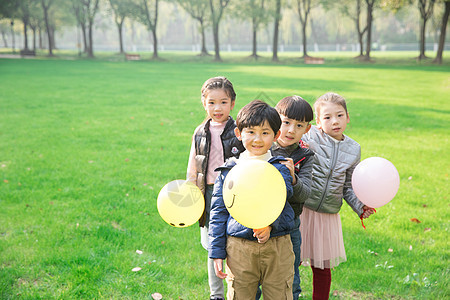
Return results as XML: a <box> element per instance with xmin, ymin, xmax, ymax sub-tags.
<box><xmin>253</xmin><ymin>226</ymin><xmax>272</xmax><ymax>244</ymax></box>
<box><xmin>362</xmin><ymin>205</ymin><xmax>375</xmax><ymax>219</ymax></box>
<box><xmin>213</xmin><ymin>259</ymin><xmax>227</xmax><ymax>279</ymax></box>
<box><xmin>281</xmin><ymin>158</ymin><xmax>296</xmax><ymax>185</ymax></box>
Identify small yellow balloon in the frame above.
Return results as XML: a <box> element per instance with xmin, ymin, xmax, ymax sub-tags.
<box><xmin>157</xmin><ymin>180</ymin><xmax>204</xmax><ymax>228</ymax></box>
<box><xmin>223</xmin><ymin>159</ymin><xmax>286</xmax><ymax>229</ymax></box>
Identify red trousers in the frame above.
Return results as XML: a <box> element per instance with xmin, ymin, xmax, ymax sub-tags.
<box><xmin>311</xmin><ymin>266</ymin><xmax>331</xmax><ymax>300</ymax></box>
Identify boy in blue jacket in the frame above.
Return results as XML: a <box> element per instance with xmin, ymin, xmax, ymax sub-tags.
<box><xmin>208</xmin><ymin>100</ymin><xmax>295</xmax><ymax>299</ymax></box>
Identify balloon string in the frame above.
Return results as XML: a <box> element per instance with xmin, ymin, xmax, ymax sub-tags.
<box><xmin>360</xmin><ymin>208</ymin><xmax>376</xmax><ymax>229</ymax></box>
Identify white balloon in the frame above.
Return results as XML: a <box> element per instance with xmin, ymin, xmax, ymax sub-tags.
<box><xmin>352</xmin><ymin>157</ymin><xmax>400</xmax><ymax>208</ymax></box>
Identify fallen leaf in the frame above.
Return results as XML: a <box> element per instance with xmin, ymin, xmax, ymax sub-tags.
<box><xmin>3</xmin><ymin>179</ymin><xmax>8</xmax><ymax>183</ymax></box>
<box><xmin>422</xmin><ymin>204</ymin><xmax>427</xmax><ymax>208</ymax></box>
<box><xmin>332</xmin><ymin>290</ymin><xmax>339</xmax><ymax>296</ymax></box>
<box><xmin>388</xmin><ymin>248</ymin><xmax>393</xmax><ymax>252</ymax></box>
<box><xmin>136</xmin><ymin>250</ymin><xmax>143</xmax><ymax>255</ymax></box>
<box><xmin>151</xmin><ymin>292</ymin><xmax>163</xmax><ymax>300</ymax></box>
<box><xmin>410</xmin><ymin>218</ymin><xmax>421</xmax><ymax>223</ymax></box>
<box><xmin>132</xmin><ymin>267</ymin><xmax>142</xmax><ymax>272</ymax></box>
<box><xmin>161</xmin><ymin>241</ymin><xmax>165</xmax><ymax>245</ymax></box>
<box><xmin>424</xmin><ymin>228</ymin><xmax>431</xmax><ymax>232</ymax></box>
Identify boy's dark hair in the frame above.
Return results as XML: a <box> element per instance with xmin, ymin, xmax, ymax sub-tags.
<box><xmin>201</xmin><ymin>76</ymin><xmax>236</xmax><ymax>101</ymax></box>
<box><xmin>275</xmin><ymin>95</ymin><xmax>313</xmax><ymax>122</ymax></box>
<box><xmin>236</xmin><ymin>100</ymin><xmax>281</xmax><ymax>134</ymax></box>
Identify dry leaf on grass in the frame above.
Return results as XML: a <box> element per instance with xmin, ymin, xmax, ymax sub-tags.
<box><xmin>410</xmin><ymin>218</ymin><xmax>421</xmax><ymax>223</ymax></box>
<box><xmin>132</xmin><ymin>267</ymin><xmax>142</xmax><ymax>272</ymax></box>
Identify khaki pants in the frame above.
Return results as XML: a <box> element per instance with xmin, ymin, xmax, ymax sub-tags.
<box><xmin>225</xmin><ymin>235</ymin><xmax>294</xmax><ymax>300</ymax></box>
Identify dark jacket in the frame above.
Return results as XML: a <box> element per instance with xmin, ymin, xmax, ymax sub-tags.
<box><xmin>193</xmin><ymin>117</ymin><xmax>245</xmax><ymax>226</ymax></box>
<box><xmin>271</xmin><ymin>141</ymin><xmax>314</xmax><ymax>217</ymax></box>
<box><xmin>208</xmin><ymin>156</ymin><xmax>295</xmax><ymax>260</ymax></box>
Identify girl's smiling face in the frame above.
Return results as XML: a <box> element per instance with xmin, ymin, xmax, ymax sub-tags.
<box><xmin>316</xmin><ymin>102</ymin><xmax>350</xmax><ymax>140</ymax></box>
<box><xmin>202</xmin><ymin>89</ymin><xmax>234</xmax><ymax>123</ymax></box>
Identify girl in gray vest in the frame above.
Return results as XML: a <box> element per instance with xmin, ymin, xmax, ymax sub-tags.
<box><xmin>186</xmin><ymin>77</ymin><xmax>244</xmax><ymax>300</ymax></box>
<box><xmin>300</xmin><ymin>92</ymin><xmax>375</xmax><ymax>299</ymax></box>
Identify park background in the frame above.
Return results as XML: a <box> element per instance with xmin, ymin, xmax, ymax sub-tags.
<box><xmin>1</xmin><ymin>0</ymin><xmax>450</xmax><ymax>299</ymax></box>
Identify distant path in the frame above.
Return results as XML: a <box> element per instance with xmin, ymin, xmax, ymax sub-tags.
<box><xmin>0</xmin><ymin>54</ymin><xmax>37</xmax><ymax>59</ymax></box>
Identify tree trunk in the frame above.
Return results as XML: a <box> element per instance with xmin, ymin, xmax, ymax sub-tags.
<box><xmin>272</xmin><ymin>0</ymin><xmax>281</xmax><ymax>62</ymax></box>
<box><xmin>364</xmin><ymin>0</ymin><xmax>374</xmax><ymax>61</ymax></box>
<box><xmin>81</xmin><ymin>24</ymin><xmax>88</xmax><ymax>53</ymax></box>
<box><xmin>39</xmin><ymin>27</ymin><xmax>43</xmax><ymax>49</ymax></box>
<box><xmin>152</xmin><ymin>28</ymin><xmax>158</xmax><ymax>58</ymax></box>
<box><xmin>88</xmin><ymin>21</ymin><xmax>94</xmax><ymax>57</ymax></box>
<box><xmin>199</xmin><ymin>19</ymin><xmax>209</xmax><ymax>55</ymax></box>
<box><xmin>42</xmin><ymin>1</ymin><xmax>53</xmax><ymax>56</ymax></box>
<box><xmin>302</xmin><ymin>18</ymin><xmax>308</xmax><ymax>57</ymax></box>
<box><xmin>11</xmin><ymin>20</ymin><xmax>15</xmax><ymax>53</ymax></box>
<box><xmin>355</xmin><ymin>0</ymin><xmax>365</xmax><ymax>57</ymax></box>
<box><xmin>212</xmin><ymin>23</ymin><xmax>220</xmax><ymax>61</ymax></box>
<box><xmin>434</xmin><ymin>1</ymin><xmax>450</xmax><ymax>64</ymax></box>
<box><xmin>419</xmin><ymin>17</ymin><xmax>427</xmax><ymax>59</ymax></box>
<box><xmin>32</xmin><ymin>27</ymin><xmax>36</xmax><ymax>50</ymax></box>
<box><xmin>23</xmin><ymin>21</ymin><xmax>29</xmax><ymax>50</ymax></box>
<box><xmin>117</xmin><ymin>21</ymin><xmax>124</xmax><ymax>54</ymax></box>
<box><xmin>251</xmin><ymin>17</ymin><xmax>258</xmax><ymax>58</ymax></box>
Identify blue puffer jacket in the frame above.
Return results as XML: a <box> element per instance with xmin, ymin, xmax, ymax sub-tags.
<box><xmin>208</xmin><ymin>156</ymin><xmax>294</xmax><ymax>260</ymax></box>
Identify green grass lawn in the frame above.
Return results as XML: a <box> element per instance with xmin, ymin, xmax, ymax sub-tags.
<box><xmin>0</xmin><ymin>52</ymin><xmax>449</xmax><ymax>299</ymax></box>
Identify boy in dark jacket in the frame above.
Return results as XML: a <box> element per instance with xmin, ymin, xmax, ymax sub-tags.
<box><xmin>272</xmin><ymin>96</ymin><xmax>314</xmax><ymax>299</ymax></box>
<box><xmin>209</xmin><ymin>100</ymin><xmax>295</xmax><ymax>299</ymax></box>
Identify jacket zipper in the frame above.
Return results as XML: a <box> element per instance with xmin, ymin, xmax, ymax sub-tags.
<box><xmin>317</xmin><ymin>141</ymin><xmax>339</xmax><ymax>211</ymax></box>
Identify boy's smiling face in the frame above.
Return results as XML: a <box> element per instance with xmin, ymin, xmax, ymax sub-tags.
<box><xmin>277</xmin><ymin>114</ymin><xmax>311</xmax><ymax>147</ymax></box>
<box><xmin>234</xmin><ymin>120</ymin><xmax>280</xmax><ymax>157</ymax></box>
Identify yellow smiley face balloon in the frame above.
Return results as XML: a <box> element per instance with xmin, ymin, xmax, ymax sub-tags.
<box><xmin>157</xmin><ymin>180</ymin><xmax>204</xmax><ymax>228</ymax></box>
<box><xmin>223</xmin><ymin>159</ymin><xmax>286</xmax><ymax>229</ymax></box>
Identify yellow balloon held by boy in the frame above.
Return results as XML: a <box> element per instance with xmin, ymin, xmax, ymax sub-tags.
<box><xmin>223</xmin><ymin>159</ymin><xmax>286</xmax><ymax>229</ymax></box>
<box><xmin>157</xmin><ymin>180</ymin><xmax>204</xmax><ymax>228</ymax></box>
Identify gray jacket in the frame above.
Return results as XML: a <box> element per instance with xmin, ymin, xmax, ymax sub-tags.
<box><xmin>302</xmin><ymin>126</ymin><xmax>364</xmax><ymax>216</ymax></box>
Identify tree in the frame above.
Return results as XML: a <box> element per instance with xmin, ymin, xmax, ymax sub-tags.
<box><xmin>133</xmin><ymin>0</ymin><xmax>160</xmax><ymax>59</ymax></box>
<box><xmin>232</xmin><ymin>0</ymin><xmax>268</xmax><ymax>59</ymax></box>
<box><xmin>71</xmin><ymin>0</ymin><xmax>88</xmax><ymax>53</ymax></box>
<box><xmin>433</xmin><ymin>0</ymin><xmax>449</xmax><ymax>63</ymax></box>
<box><xmin>417</xmin><ymin>0</ymin><xmax>436</xmax><ymax>60</ymax></box>
<box><xmin>109</xmin><ymin>0</ymin><xmax>132</xmax><ymax>53</ymax></box>
<box><xmin>41</xmin><ymin>0</ymin><xmax>54</xmax><ymax>55</ymax></box>
<box><xmin>334</xmin><ymin>0</ymin><xmax>368</xmax><ymax>57</ymax></box>
<box><xmin>28</xmin><ymin>1</ymin><xmax>43</xmax><ymax>51</ymax></box>
<box><xmin>18</xmin><ymin>0</ymin><xmax>31</xmax><ymax>50</ymax></box>
<box><xmin>1</xmin><ymin>0</ymin><xmax>19</xmax><ymax>52</ymax></box>
<box><xmin>176</xmin><ymin>0</ymin><xmax>210</xmax><ymax>56</ymax></box>
<box><xmin>363</xmin><ymin>0</ymin><xmax>376</xmax><ymax>60</ymax></box>
<box><xmin>209</xmin><ymin>0</ymin><xmax>231</xmax><ymax>61</ymax></box>
<box><xmin>295</xmin><ymin>0</ymin><xmax>317</xmax><ymax>58</ymax></box>
<box><xmin>272</xmin><ymin>0</ymin><xmax>282</xmax><ymax>61</ymax></box>
<box><xmin>83</xmin><ymin>0</ymin><xmax>100</xmax><ymax>57</ymax></box>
